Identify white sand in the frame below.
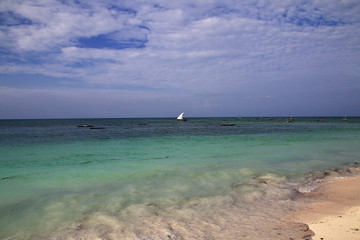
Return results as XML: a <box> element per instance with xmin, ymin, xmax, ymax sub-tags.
<box><xmin>296</xmin><ymin>176</ymin><xmax>360</xmax><ymax>240</ymax></box>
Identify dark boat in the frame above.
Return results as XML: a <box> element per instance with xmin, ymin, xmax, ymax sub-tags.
<box><xmin>78</xmin><ymin>125</ymin><xmax>94</xmax><ymax>128</ymax></box>
<box><xmin>220</xmin><ymin>124</ymin><xmax>236</xmax><ymax>126</ymax></box>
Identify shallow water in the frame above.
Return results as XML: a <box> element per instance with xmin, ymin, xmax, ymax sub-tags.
<box><xmin>0</xmin><ymin>117</ymin><xmax>359</xmax><ymax>239</ymax></box>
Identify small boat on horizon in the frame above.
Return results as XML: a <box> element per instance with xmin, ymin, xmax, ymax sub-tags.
<box><xmin>343</xmin><ymin>115</ymin><xmax>348</xmax><ymax>121</ymax></box>
<box><xmin>220</xmin><ymin>123</ymin><xmax>236</xmax><ymax>126</ymax></box>
<box><xmin>89</xmin><ymin>127</ymin><xmax>106</xmax><ymax>129</ymax></box>
<box><xmin>286</xmin><ymin>116</ymin><xmax>294</xmax><ymax>122</ymax></box>
<box><xmin>177</xmin><ymin>112</ymin><xmax>187</xmax><ymax>121</ymax></box>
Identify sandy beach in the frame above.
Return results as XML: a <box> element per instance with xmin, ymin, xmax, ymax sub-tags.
<box><xmin>295</xmin><ymin>176</ymin><xmax>360</xmax><ymax>240</ymax></box>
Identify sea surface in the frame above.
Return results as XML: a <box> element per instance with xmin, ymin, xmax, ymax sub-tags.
<box><xmin>0</xmin><ymin>117</ymin><xmax>360</xmax><ymax>239</ymax></box>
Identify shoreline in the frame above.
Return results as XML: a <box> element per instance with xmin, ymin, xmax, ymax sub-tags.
<box><xmin>294</xmin><ymin>175</ymin><xmax>360</xmax><ymax>240</ymax></box>
<box><xmin>51</xmin><ymin>167</ymin><xmax>360</xmax><ymax>240</ymax></box>
<box><xmin>4</xmin><ymin>167</ymin><xmax>360</xmax><ymax>239</ymax></box>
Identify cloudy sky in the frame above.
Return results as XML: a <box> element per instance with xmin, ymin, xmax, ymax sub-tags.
<box><xmin>0</xmin><ymin>0</ymin><xmax>359</xmax><ymax>119</ymax></box>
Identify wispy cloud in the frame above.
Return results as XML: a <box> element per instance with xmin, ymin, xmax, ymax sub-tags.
<box><xmin>0</xmin><ymin>0</ymin><xmax>359</xmax><ymax>118</ymax></box>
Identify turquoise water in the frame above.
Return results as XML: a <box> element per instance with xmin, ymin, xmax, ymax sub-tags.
<box><xmin>0</xmin><ymin>117</ymin><xmax>360</xmax><ymax>239</ymax></box>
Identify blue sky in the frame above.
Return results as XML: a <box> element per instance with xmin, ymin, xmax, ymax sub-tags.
<box><xmin>0</xmin><ymin>0</ymin><xmax>359</xmax><ymax>119</ymax></box>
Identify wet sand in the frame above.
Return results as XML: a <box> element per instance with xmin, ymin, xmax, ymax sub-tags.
<box><xmin>295</xmin><ymin>176</ymin><xmax>360</xmax><ymax>240</ymax></box>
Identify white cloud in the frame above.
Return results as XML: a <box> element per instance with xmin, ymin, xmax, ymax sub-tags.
<box><xmin>0</xmin><ymin>0</ymin><xmax>360</xmax><ymax>117</ymax></box>
<box><xmin>1</xmin><ymin>0</ymin><xmax>133</xmax><ymax>51</ymax></box>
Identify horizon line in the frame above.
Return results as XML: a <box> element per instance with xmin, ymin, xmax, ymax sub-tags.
<box><xmin>0</xmin><ymin>115</ymin><xmax>358</xmax><ymax>121</ymax></box>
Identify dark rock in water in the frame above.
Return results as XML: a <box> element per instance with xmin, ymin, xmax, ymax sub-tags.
<box><xmin>139</xmin><ymin>123</ymin><xmax>147</xmax><ymax>125</ymax></box>
<box><xmin>1</xmin><ymin>176</ymin><xmax>16</xmax><ymax>181</ymax></box>
<box><xmin>232</xmin><ymin>183</ymin><xmax>248</xmax><ymax>188</ymax></box>
<box><xmin>79</xmin><ymin>160</ymin><xmax>93</xmax><ymax>165</ymax></box>
<box><xmin>344</xmin><ymin>161</ymin><xmax>359</xmax><ymax>168</ymax></box>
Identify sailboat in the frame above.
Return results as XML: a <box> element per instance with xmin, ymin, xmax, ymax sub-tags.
<box><xmin>177</xmin><ymin>112</ymin><xmax>187</xmax><ymax>121</ymax></box>
<box><xmin>343</xmin><ymin>115</ymin><xmax>348</xmax><ymax>121</ymax></box>
<box><xmin>286</xmin><ymin>116</ymin><xmax>294</xmax><ymax>122</ymax></box>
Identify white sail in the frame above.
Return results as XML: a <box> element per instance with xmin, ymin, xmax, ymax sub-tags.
<box><xmin>177</xmin><ymin>112</ymin><xmax>184</xmax><ymax>120</ymax></box>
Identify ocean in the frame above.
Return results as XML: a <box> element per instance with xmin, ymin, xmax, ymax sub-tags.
<box><xmin>0</xmin><ymin>117</ymin><xmax>359</xmax><ymax>239</ymax></box>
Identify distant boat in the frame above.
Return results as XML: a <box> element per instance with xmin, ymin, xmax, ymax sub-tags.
<box><xmin>343</xmin><ymin>115</ymin><xmax>348</xmax><ymax>121</ymax></box>
<box><xmin>177</xmin><ymin>112</ymin><xmax>187</xmax><ymax>121</ymax></box>
<box><xmin>286</xmin><ymin>116</ymin><xmax>294</xmax><ymax>122</ymax></box>
<box><xmin>220</xmin><ymin>123</ymin><xmax>236</xmax><ymax>126</ymax></box>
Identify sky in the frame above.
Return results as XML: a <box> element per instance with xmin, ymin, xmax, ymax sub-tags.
<box><xmin>0</xmin><ymin>0</ymin><xmax>359</xmax><ymax>119</ymax></box>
